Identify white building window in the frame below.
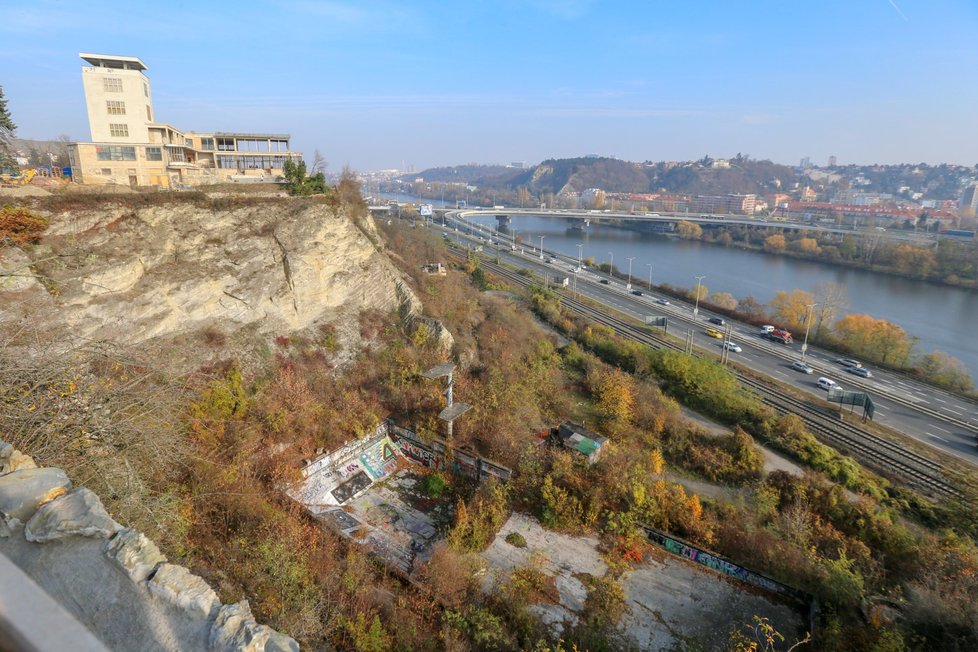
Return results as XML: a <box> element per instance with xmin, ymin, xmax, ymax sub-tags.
<box><xmin>109</xmin><ymin>124</ymin><xmax>130</xmax><ymax>138</ymax></box>
<box><xmin>103</xmin><ymin>77</ymin><xmax>123</xmax><ymax>92</ymax></box>
<box><xmin>106</xmin><ymin>100</ymin><xmax>126</xmax><ymax>115</ymax></box>
<box><xmin>145</xmin><ymin>147</ymin><xmax>162</xmax><ymax>161</ymax></box>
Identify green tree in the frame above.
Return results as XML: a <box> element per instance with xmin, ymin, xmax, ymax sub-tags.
<box><xmin>0</xmin><ymin>85</ymin><xmax>17</xmax><ymax>166</ymax></box>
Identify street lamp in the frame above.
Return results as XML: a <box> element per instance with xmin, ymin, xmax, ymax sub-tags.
<box><xmin>801</xmin><ymin>303</ymin><xmax>818</xmax><ymax>362</ymax></box>
<box><xmin>576</xmin><ymin>243</ymin><xmax>584</xmax><ymax>270</ymax></box>
<box><xmin>693</xmin><ymin>275</ymin><xmax>706</xmax><ymax>317</ymax></box>
<box><xmin>626</xmin><ymin>257</ymin><xmax>636</xmax><ymax>289</ymax></box>
<box><xmin>608</xmin><ymin>251</ymin><xmax>615</xmax><ymax>277</ymax></box>
<box><xmin>539</xmin><ymin>235</ymin><xmax>546</xmax><ymax>260</ymax></box>
<box><xmin>646</xmin><ymin>263</ymin><xmax>654</xmax><ymax>289</ymax></box>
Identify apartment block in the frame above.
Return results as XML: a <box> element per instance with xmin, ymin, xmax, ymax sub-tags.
<box><xmin>69</xmin><ymin>53</ymin><xmax>302</xmax><ymax>188</ymax></box>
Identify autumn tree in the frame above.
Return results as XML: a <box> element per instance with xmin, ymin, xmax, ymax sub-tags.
<box><xmin>768</xmin><ymin>289</ymin><xmax>815</xmax><ymax>332</ymax></box>
<box><xmin>914</xmin><ymin>352</ymin><xmax>974</xmax><ymax>392</ymax></box>
<box><xmin>889</xmin><ymin>244</ymin><xmax>936</xmax><ymax>279</ymax></box>
<box><xmin>589</xmin><ymin>366</ymin><xmax>636</xmax><ymax>429</ymax></box>
<box><xmin>792</xmin><ymin>237</ymin><xmax>821</xmax><ymax>255</ymax></box>
<box><xmin>676</xmin><ymin>220</ymin><xmax>703</xmax><ymax>240</ymax></box>
<box><xmin>710</xmin><ymin>291</ymin><xmax>738</xmax><ymax>311</ymax></box>
<box><xmin>763</xmin><ymin>234</ymin><xmax>787</xmax><ymax>253</ymax></box>
<box><xmin>811</xmin><ymin>282</ymin><xmax>847</xmax><ymax>337</ymax></box>
<box><xmin>834</xmin><ymin>314</ymin><xmax>914</xmax><ymax>365</ymax></box>
<box><xmin>688</xmin><ymin>283</ymin><xmax>708</xmax><ymax>302</ymax></box>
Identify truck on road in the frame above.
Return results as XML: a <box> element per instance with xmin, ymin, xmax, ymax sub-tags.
<box><xmin>764</xmin><ymin>328</ymin><xmax>793</xmax><ymax>344</ymax></box>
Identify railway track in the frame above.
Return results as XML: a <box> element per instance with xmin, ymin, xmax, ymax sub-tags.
<box><xmin>462</xmin><ymin>251</ymin><xmax>962</xmax><ymax>500</ymax></box>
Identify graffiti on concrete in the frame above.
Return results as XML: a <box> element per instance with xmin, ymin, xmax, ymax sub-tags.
<box><xmin>332</xmin><ymin>470</ymin><xmax>372</xmax><ymax>503</ymax></box>
<box><xmin>643</xmin><ymin>526</ymin><xmax>810</xmax><ymax>604</ymax></box>
<box><xmin>326</xmin><ymin>509</ymin><xmax>361</xmax><ymax>531</ymax></box>
<box><xmin>358</xmin><ymin>436</ymin><xmax>400</xmax><ymax>480</ymax></box>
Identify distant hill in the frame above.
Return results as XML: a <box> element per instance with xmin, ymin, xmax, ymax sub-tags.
<box><xmin>402</xmin><ymin>156</ymin><xmax>799</xmax><ymax>196</ymax></box>
<box><xmin>397</xmin><ymin>164</ymin><xmax>522</xmax><ymax>186</ymax></box>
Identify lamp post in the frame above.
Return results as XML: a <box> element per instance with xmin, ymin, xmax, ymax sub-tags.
<box><xmin>693</xmin><ymin>275</ymin><xmax>706</xmax><ymax>317</ymax></box>
<box><xmin>801</xmin><ymin>303</ymin><xmax>818</xmax><ymax>362</ymax></box>
<box><xmin>626</xmin><ymin>257</ymin><xmax>635</xmax><ymax>289</ymax></box>
<box><xmin>647</xmin><ymin>263</ymin><xmax>654</xmax><ymax>289</ymax></box>
<box><xmin>576</xmin><ymin>243</ymin><xmax>584</xmax><ymax>270</ymax></box>
<box><xmin>608</xmin><ymin>251</ymin><xmax>614</xmax><ymax>277</ymax></box>
<box><xmin>539</xmin><ymin>235</ymin><xmax>546</xmax><ymax>260</ymax></box>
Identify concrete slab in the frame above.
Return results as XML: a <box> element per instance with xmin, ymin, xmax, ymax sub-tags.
<box><xmin>479</xmin><ymin>513</ymin><xmax>806</xmax><ymax>649</ymax></box>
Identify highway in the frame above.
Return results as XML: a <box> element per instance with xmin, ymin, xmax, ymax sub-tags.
<box><xmin>441</xmin><ymin>213</ymin><xmax>978</xmax><ymax>467</ymax></box>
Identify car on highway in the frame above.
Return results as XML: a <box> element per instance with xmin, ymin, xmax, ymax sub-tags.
<box><xmin>835</xmin><ymin>358</ymin><xmax>862</xmax><ymax>368</ymax></box>
<box><xmin>722</xmin><ymin>341</ymin><xmax>742</xmax><ymax>353</ymax></box>
<box><xmin>847</xmin><ymin>366</ymin><xmax>873</xmax><ymax>378</ymax></box>
<box><xmin>655</xmin><ymin>298</ymin><xmax>670</xmax><ymax>306</ymax></box>
<box><xmin>599</xmin><ymin>279</ymin><xmax>610</xmax><ymax>284</ymax></box>
<box><xmin>790</xmin><ymin>360</ymin><xmax>814</xmax><ymax>374</ymax></box>
<box><xmin>631</xmin><ymin>289</ymin><xmax>643</xmax><ymax>296</ymax></box>
<box><xmin>705</xmin><ymin>328</ymin><xmax>723</xmax><ymax>339</ymax></box>
<box><xmin>708</xmin><ymin>317</ymin><xmax>725</xmax><ymax>326</ymax></box>
<box><xmin>760</xmin><ymin>325</ymin><xmax>775</xmax><ymax>333</ymax></box>
<box><xmin>816</xmin><ymin>377</ymin><xmax>838</xmax><ymax>391</ymax></box>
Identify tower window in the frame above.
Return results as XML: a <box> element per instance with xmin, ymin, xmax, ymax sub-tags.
<box><xmin>103</xmin><ymin>77</ymin><xmax>123</xmax><ymax>92</ymax></box>
<box><xmin>106</xmin><ymin>100</ymin><xmax>126</xmax><ymax>115</ymax></box>
<box><xmin>109</xmin><ymin>123</ymin><xmax>130</xmax><ymax>138</ymax></box>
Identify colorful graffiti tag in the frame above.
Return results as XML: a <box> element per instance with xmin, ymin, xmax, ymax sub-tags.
<box><xmin>643</xmin><ymin>526</ymin><xmax>810</xmax><ymax>604</ymax></box>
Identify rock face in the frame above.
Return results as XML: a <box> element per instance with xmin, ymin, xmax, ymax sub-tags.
<box><xmin>15</xmin><ymin>201</ymin><xmax>442</xmax><ymax>353</ymax></box>
<box><xmin>0</xmin><ymin>439</ymin><xmax>300</xmax><ymax>651</ymax></box>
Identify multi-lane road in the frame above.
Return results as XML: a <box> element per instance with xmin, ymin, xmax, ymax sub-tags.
<box><xmin>442</xmin><ymin>213</ymin><xmax>978</xmax><ymax>466</ymax></box>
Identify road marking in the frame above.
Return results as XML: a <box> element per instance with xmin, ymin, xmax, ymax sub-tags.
<box><xmin>926</xmin><ymin>433</ymin><xmax>949</xmax><ymax>443</ymax></box>
<box><xmin>931</xmin><ymin>424</ymin><xmax>951</xmax><ymax>434</ymax></box>
<box><xmin>944</xmin><ymin>406</ymin><xmax>965</xmax><ymax>415</ymax></box>
<box><xmin>934</xmin><ymin>398</ymin><xmax>947</xmax><ymax>404</ymax></box>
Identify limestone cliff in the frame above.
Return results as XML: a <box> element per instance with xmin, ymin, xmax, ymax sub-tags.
<box><xmin>2</xmin><ymin>200</ymin><xmax>447</xmax><ymax>359</ymax></box>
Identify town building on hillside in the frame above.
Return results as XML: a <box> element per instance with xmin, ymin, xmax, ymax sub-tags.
<box><xmin>549</xmin><ymin>421</ymin><xmax>609</xmax><ymax>465</ymax></box>
<box><xmin>68</xmin><ymin>53</ymin><xmax>302</xmax><ymax>188</ymax></box>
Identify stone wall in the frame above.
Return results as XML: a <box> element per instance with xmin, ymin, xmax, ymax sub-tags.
<box><xmin>0</xmin><ymin>439</ymin><xmax>298</xmax><ymax>651</ymax></box>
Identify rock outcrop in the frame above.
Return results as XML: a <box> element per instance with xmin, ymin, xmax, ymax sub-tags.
<box><xmin>0</xmin><ymin>439</ymin><xmax>299</xmax><ymax>651</ymax></box>
<box><xmin>5</xmin><ymin>200</ymin><xmax>451</xmax><ymax>360</ymax></box>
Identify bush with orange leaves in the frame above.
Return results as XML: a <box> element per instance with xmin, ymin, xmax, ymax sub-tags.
<box><xmin>0</xmin><ymin>205</ymin><xmax>48</xmax><ymax>247</ymax></box>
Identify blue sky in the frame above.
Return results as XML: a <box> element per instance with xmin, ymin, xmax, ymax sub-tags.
<box><xmin>3</xmin><ymin>0</ymin><xmax>977</xmax><ymax>171</ymax></box>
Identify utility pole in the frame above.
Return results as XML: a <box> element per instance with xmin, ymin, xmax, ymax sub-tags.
<box><xmin>647</xmin><ymin>263</ymin><xmax>654</xmax><ymax>289</ymax></box>
<box><xmin>539</xmin><ymin>235</ymin><xmax>546</xmax><ymax>260</ymax></box>
<box><xmin>801</xmin><ymin>303</ymin><xmax>818</xmax><ymax>362</ymax></box>
<box><xmin>626</xmin><ymin>257</ymin><xmax>635</xmax><ymax>290</ymax></box>
<box><xmin>693</xmin><ymin>275</ymin><xmax>706</xmax><ymax>318</ymax></box>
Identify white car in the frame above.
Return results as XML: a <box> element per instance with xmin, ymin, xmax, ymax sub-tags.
<box><xmin>722</xmin><ymin>341</ymin><xmax>742</xmax><ymax>353</ymax></box>
<box><xmin>816</xmin><ymin>377</ymin><xmax>838</xmax><ymax>391</ymax></box>
<box><xmin>760</xmin><ymin>325</ymin><xmax>775</xmax><ymax>333</ymax></box>
<box><xmin>655</xmin><ymin>298</ymin><xmax>670</xmax><ymax>306</ymax></box>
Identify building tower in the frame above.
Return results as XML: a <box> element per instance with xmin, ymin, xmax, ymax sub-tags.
<box><xmin>828</xmin><ymin>155</ymin><xmax>837</xmax><ymax>167</ymax></box>
<box><xmin>79</xmin><ymin>54</ymin><xmax>153</xmax><ymax>144</ymax></box>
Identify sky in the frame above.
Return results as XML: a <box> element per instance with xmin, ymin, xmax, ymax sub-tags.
<box><xmin>2</xmin><ymin>0</ymin><xmax>978</xmax><ymax>171</ymax></box>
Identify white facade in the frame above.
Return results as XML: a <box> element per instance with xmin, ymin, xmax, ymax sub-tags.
<box><xmin>80</xmin><ymin>54</ymin><xmax>153</xmax><ymax>143</ymax></box>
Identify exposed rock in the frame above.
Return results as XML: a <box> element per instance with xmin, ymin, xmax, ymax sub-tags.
<box><xmin>0</xmin><ymin>247</ymin><xmax>46</xmax><ymax>293</ymax></box>
<box><xmin>0</xmin><ymin>467</ymin><xmax>71</xmax><ymax>532</ymax></box>
<box><xmin>15</xmin><ymin>204</ymin><xmax>421</xmax><ymax>358</ymax></box>
<box><xmin>147</xmin><ymin>563</ymin><xmax>221</xmax><ymax>619</ymax></box>
<box><xmin>104</xmin><ymin>528</ymin><xmax>167</xmax><ymax>582</ymax></box>
<box><xmin>210</xmin><ymin>600</ymin><xmax>300</xmax><ymax>652</ymax></box>
<box><xmin>0</xmin><ymin>440</ymin><xmax>38</xmax><ymax>475</ymax></box>
<box><xmin>25</xmin><ymin>487</ymin><xmax>122</xmax><ymax>542</ymax></box>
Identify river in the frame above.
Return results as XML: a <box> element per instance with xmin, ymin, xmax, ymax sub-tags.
<box><xmin>475</xmin><ymin>214</ymin><xmax>978</xmax><ymax>381</ymax></box>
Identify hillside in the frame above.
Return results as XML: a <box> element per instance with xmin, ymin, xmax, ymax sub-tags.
<box><xmin>398</xmin><ymin>156</ymin><xmax>799</xmax><ymax>197</ymax></box>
